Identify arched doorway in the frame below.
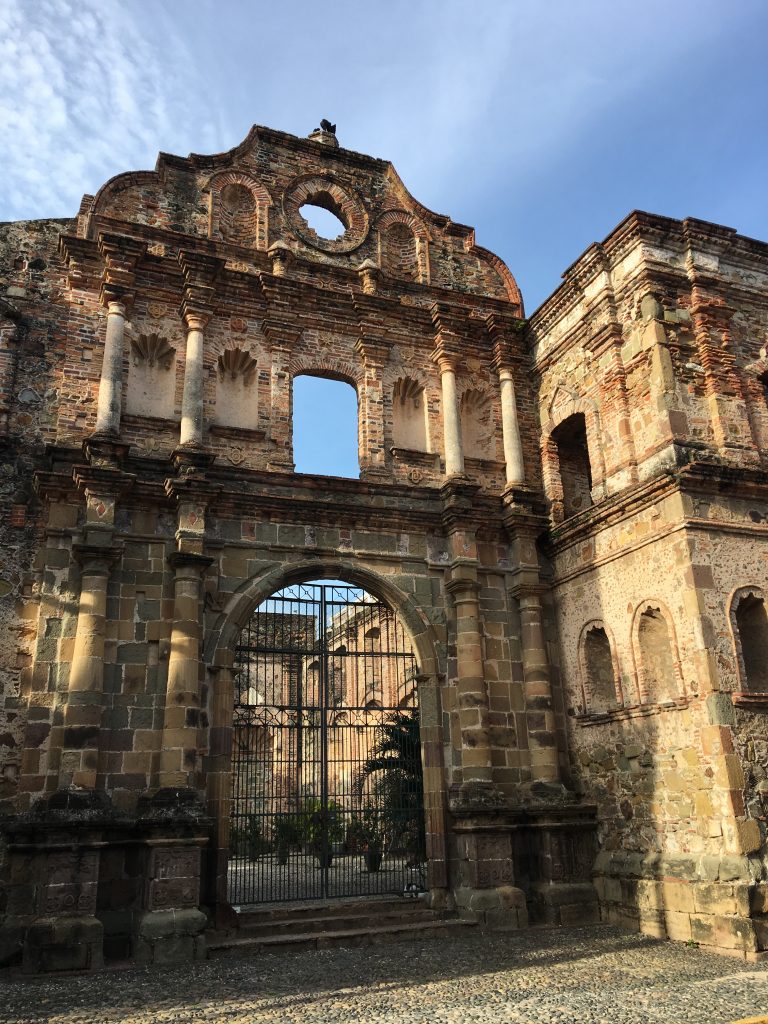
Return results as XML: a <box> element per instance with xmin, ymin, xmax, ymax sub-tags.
<box><xmin>227</xmin><ymin>579</ymin><xmax>425</xmax><ymax>905</ymax></box>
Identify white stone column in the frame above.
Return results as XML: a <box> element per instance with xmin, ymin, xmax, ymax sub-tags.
<box><xmin>438</xmin><ymin>357</ymin><xmax>464</xmax><ymax>476</ymax></box>
<box><xmin>94</xmin><ymin>301</ymin><xmax>126</xmax><ymax>436</ymax></box>
<box><xmin>499</xmin><ymin>368</ymin><xmax>525</xmax><ymax>486</ymax></box>
<box><xmin>179</xmin><ymin>313</ymin><xmax>207</xmax><ymax>447</ymax></box>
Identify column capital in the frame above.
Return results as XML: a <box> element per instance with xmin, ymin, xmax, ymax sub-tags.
<box><xmin>81</xmin><ymin>435</ymin><xmax>132</xmax><ymax>470</ymax></box>
<box><xmin>445</xmin><ymin>567</ymin><xmax>480</xmax><ymax>599</ymax></box>
<box><xmin>357</xmin><ymin>258</ymin><xmax>380</xmax><ymax>295</ymax></box>
<box><xmin>73</xmin><ymin>461</ymin><xmax>135</xmax><ymax>496</ymax></box>
<box><xmin>167</xmin><ymin>550</ymin><xmax>215</xmax><ymax>574</ymax></box>
<box><xmin>98</xmin><ymin>231</ymin><xmax>146</xmax><ymax>309</ymax></box>
<box><xmin>71</xmin><ymin>540</ymin><xmax>123</xmax><ymax>573</ymax></box>
<box><xmin>59</xmin><ymin>234</ymin><xmax>100</xmax><ymax>290</ymax></box>
<box><xmin>181</xmin><ymin>308</ymin><xmax>211</xmax><ymax>332</ymax></box>
<box><xmin>178</xmin><ymin>249</ymin><xmax>223</xmax><ymax>324</ymax></box>
<box><xmin>430</xmin><ymin>334</ymin><xmax>461</xmax><ymax>373</ymax></box>
<box><xmin>507</xmin><ymin>582</ymin><xmax>549</xmax><ymax>601</ymax></box>
<box><xmin>267</xmin><ymin>240</ymin><xmax>294</xmax><ymax>277</ymax></box>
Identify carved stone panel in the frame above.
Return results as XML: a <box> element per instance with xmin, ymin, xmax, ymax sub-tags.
<box><xmin>37</xmin><ymin>850</ymin><xmax>99</xmax><ymax>917</ymax></box>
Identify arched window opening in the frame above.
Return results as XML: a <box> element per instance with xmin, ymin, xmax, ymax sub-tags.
<box><xmin>392</xmin><ymin>377</ymin><xmax>429</xmax><ymax>452</ymax></box>
<box><xmin>293</xmin><ymin>375</ymin><xmax>359</xmax><ymax>477</ymax></box>
<box><xmin>735</xmin><ymin>593</ymin><xmax>768</xmax><ymax>692</ymax></box>
<box><xmin>219</xmin><ymin>183</ymin><xmax>257</xmax><ymax>246</ymax></box>
<box><xmin>638</xmin><ymin>607</ymin><xmax>677</xmax><ymax>703</ymax></box>
<box><xmin>582</xmin><ymin>625</ymin><xmax>618</xmax><ymax>711</ymax></box>
<box><xmin>229</xmin><ymin>579</ymin><xmax>423</xmax><ymax>904</ymax></box>
<box><xmin>551</xmin><ymin>413</ymin><xmax>592</xmax><ymax>518</ymax></box>
<box><xmin>461</xmin><ymin>390</ymin><xmax>493</xmax><ymax>460</ymax></box>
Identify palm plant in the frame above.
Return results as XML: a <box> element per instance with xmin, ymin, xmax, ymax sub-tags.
<box><xmin>354</xmin><ymin>709</ymin><xmax>425</xmax><ymax>862</ymax></box>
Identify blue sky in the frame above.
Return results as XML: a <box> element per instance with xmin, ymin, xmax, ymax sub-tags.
<box><xmin>2</xmin><ymin>0</ymin><xmax>767</xmax><ymax>477</ymax></box>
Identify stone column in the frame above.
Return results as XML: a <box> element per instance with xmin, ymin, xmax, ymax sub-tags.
<box><xmin>59</xmin><ymin>543</ymin><xmax>119</xmax><ymax>790</ymax></box>
<box><xmin>518</xmin><ymin>589</ymin><xmax>559</xmax><ymax>783</ymax></box>
<box><xmin>498</xmin><ymin>368</ymin><xmax>525</xmax><ymax>486</ymax></box>
<box><xmin>489</xmin><ymin>319</ymin><xmax>526</xmax><ymax>487</ymax></box>
<box><xmin>179</xmin><ymin>312</ymin><xmax>208</xmax><ymax>448</ymax></box>
<box><xmin>91</xmin><ymin>233</ymin><xmax>144</xmax><ymax>439</ymax></box>
<box><xmin>158</xmin><ymin>552</ymin><xmax>213</xmax><ymax>789</ymax></box>
<box><xmin>94</xmin><ymin>301</ymin><xmax>127</xmax><ymax>436</ymax></box>
<box><xmin>437</xmin><ymin>353</ymin><xmax>464</xmax><ymax>476</ymax></box>
<box><xmin>447</xmin><ymin>564</ymin><xmax>492</xmax><ymax>784</ymax></box>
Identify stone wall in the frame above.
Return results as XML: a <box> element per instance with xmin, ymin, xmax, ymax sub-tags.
<box><xmin>1</xmin><ymin>124</ymin><xmax>767</xmax><ymax>970</ymax></box>
<box><xmin>529</xmin><ymin>212</ymin><xmax>768</xmax><ymax>958</ymax></box>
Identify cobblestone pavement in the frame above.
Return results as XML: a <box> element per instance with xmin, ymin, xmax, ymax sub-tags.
<box><xmin>2</xmin><ymin>926</ymin><xmax>768</xmax><ymax>1024</ymax></box>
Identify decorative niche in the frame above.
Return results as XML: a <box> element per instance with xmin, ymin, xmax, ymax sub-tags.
<box><xmin>460</xmin><ymin>389</ymin><xmax>494</xmax><ymax>460</ymax></box>
<box><xmin>214</xmin><ymin>346</ymin><xmax>260</xmax><ymax>432</ymax></box>
<box><xmin>125</xmin><ymin>332</ymin><xmax>176</xmax><ymax>420</ymax></box>
<box><xmin>730</xmin><ymin>587</ymin><xmax>768</xmax><ymax>711</ymax></box>
<box><xmin>392</xmin><ymin>377</ymin><xmax>430</xmax><ymax>453</ymax></box>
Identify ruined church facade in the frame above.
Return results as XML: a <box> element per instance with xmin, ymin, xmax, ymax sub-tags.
<box><xmin>0</xmin><ymin>123</ymin><xmax>767</xmax><ymax>970</ymax></box>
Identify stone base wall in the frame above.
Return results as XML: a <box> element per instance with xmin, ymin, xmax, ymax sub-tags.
<box><xmin>594</xmin><ymin>851</ymin><xmax>768</xmax><ymax>960</ymax></box>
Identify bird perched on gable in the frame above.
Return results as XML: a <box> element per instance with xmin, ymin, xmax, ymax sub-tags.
<box><xmin>320</xmin><ymin>119</ymin><xmax>337</xmax><ymax>135</ymax></box>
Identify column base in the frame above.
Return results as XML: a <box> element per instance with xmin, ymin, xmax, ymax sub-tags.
<box><xmin>170</xmin><ymin>444</ymin><xmax>216</xmax><ymax>476</ymax></box>
<box><xmin>22</xmin><ymin>916</ymin><xmax>103</xmax><ymax>974</ymax></box>
<box><xmin>132</xmin><ymin>909</ymin><xmax>207</xmax><ymax>965</ymax></box>
<box><xmin>455</xmin><ymin>884</ymin><xmax>528</xmax><ymax>929</ymax></box>
<box><xmin>528</xmin><ymin>881</ymin><xmax>600</xmax><ymax>926</ymax></box>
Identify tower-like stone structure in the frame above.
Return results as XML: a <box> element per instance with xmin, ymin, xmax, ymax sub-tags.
<box><xmin>0</xmin><ymin>124</ymin><xmax>766</xmax><ymax>970</ymax></box>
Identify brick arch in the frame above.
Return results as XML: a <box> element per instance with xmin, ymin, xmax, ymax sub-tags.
<box><xmin>577</xmin><ymin>619</ymin><xmax>625</xmax><ymax>712</ymax></box>
<box><xmin>540</xmin><ymin>385</ymin><xmax>606</xmax><ymax>519</ymax></box>
<box><xmin>202</xmin><ymin>558</ymin><xmax>448</xmax><ymax>908</ymax></box>
<box><xmin>205</xmin><ymin>558</ymin><xmax>440</xmax><ymax>677</ymax></box>
<box><xmin>208</xmin><ymin>171</ymin><xmax>273</xmax><ymax>250</ymax></box>
<box><xmin>630</xmin><ymin>599</ymin><xmax>685</xmax><ymax>704</ymax></box>
<box><xmin>728</xmin><ymin>584</ymin><xmax>768</xmax><ymax>694</ymax></box>
<box><xmin>383</xmin><ymin>360</ymin><xmax>431</xmax><ymax>392</ymax></box>
<box><xmin>288</xmin><ymin>353</ymin><xmax>363</xmax><ymax>389</ymax></box>
<box><xmin>375</xmin><ymin>210</ymin><xmax>430</xmax><ymax>284</ymax></box>
<box><xmin>543</xmin><ymin>385</ymin><xmax>599</xmax><ymax>433</ymax></box>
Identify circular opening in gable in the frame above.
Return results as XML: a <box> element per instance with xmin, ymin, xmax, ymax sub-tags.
<box><xmin>299</xmin><ymin>192</ymin><xmax>348</xmax><ymax>240</ymax></box>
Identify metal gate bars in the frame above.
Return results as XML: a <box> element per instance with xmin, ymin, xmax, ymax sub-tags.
<box><xmin>227</xmin><ymin>581</ymin><xmax>424</xmax><ymax>906</ymax></box>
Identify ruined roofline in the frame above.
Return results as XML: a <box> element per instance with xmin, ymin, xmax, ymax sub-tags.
<box><xmin>528</xmin><ymin>208</ymin><xmax>768</xmax><ymax>328</ymax></box>
<box><xmin>81</xmin><ymin>123</ymin><xmax>476</xmax><ymax>245</ymax></box>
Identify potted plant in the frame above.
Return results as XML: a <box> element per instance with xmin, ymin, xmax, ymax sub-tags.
<box><xmin>360</xmin><ymin>798</ymin><xmax>387</xmax><ymax>872</ymax></box>
<box><xmin>272</xmin><ymin>813</ymin><xmax>300</xmax><ymax>865</ymax></box>
<box><xmin>354</xmin><ymin>709</ymin><xmax>426</xmax><ymax>865</ymax></box>
<box><xmin>299</xmin><ymin>798</ymin><xmax>344</xmax><ymax>869</ymax></box>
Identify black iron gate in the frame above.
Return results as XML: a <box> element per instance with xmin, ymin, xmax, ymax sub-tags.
<box><xmin>227</xmin><ymin>581</ymin><xmax>424</xmax><ymax>905</ymax></box>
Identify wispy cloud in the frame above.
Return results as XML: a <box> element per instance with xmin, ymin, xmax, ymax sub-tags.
<box><xmin>0</xmin><ymin>0</ymin><xmax>215</xmax><ymax>221</ymax></box>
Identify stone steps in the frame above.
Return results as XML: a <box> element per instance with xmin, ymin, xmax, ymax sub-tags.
<box><xmin>207</xmin><ymin>896</ymin><xmax>477</xmax><ymax>956</ymax></box>
<box><xmin>207</xmin><ymin>917</ymin><xmax>478</xmax><ymax>956</ymax></box>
